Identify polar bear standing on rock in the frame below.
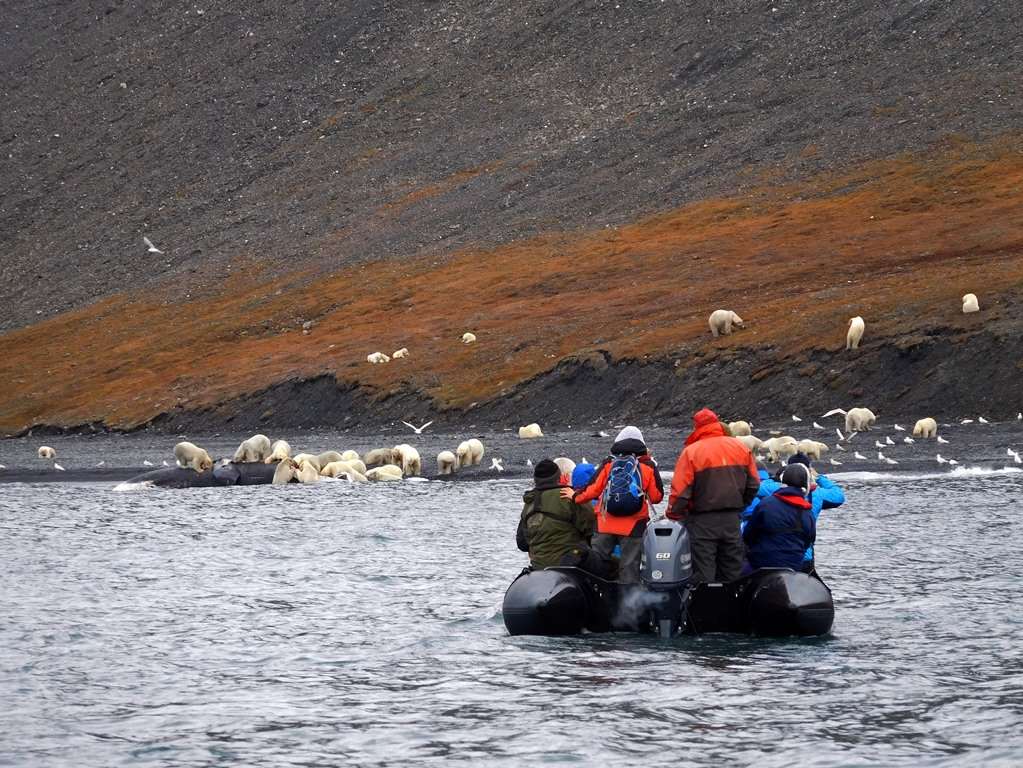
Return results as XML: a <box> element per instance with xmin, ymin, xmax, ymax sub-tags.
<box><xmin>913</xmin><ymin>417</ymin><xmax>938</xmax><ymax>438</ymax></box>
<box><xmin>728</xmin><ymin>420</ymin><xmax>752</xmax><ymax>437</ymax></box>
<box><xmin>233</xmin><ymin>434</ymin><xmax>271</xmax><ymax>463</ymax></box>
<box><xmin>962</xmin><ymin>293</ymin><xmax>979</xmax><ymax>313</ymax></box>
<box><xmin>518</xmin><ymin>423</ymin><xmax>543</xmax><ymax>439</ymax></box>
<box><xmin>845</xmin><ymin>407</ymin><xmax>876</xmax><ymax>432</ymax></box>
<box><xmin>38</xmin><ymin>446</ymin><xmax>56</xmax><ymax>459</ymax></box>
<box><xmin>174</xmin><ymin>441</ymin><xmax>213</xmax><ymax>472</ymax></box>
<box><xmin>846</xmin><ymin>316</ymin><xmax>865</xmax><ymax>350</ymax></box>
<box><xmin>708</xmin><ymin>309</ymin><xmax>744</xmax><ymax>338</ymax></box>
<box><xmin>265</xmin><ymin>440</ymin><xmax>291</xmax><ymax>464</ymax></box>
<box><xmin>437</xmin><ymin>451</ymin><xmax>457</xmax><ymax>475</ymax></box>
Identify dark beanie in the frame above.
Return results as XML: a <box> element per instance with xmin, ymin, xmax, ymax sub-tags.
<box><xmin>533</xmin><ymin>458</ymin><xmax>561</xmax><ymax>482</ymax></box>
<box><xmin>781</xmin><ymin>463</ymin><xmax>810</xmax><ymax>493</ymax></box>
<box><xmin>788</xmin><ymin>452</ymin><xmax>812</xmax><ymax>468</ymax></box>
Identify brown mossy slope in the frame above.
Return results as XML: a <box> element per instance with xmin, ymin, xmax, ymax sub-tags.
<box><xmin>1</xmin><ymin>138</ymin><xmax>1022</xmax><ymax>434</ymax></box>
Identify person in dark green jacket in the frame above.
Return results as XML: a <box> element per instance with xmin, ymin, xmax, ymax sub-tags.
<box><xmin>517</xmin><ymin>458</ymin><xmax>600</xmax><ymax>571</ymax></box>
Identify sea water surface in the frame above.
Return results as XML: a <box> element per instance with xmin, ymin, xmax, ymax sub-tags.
<box><xmin>1</xmin><ymin>469</ymin><xmax>1021</xmax><ymax>766</ymax></box>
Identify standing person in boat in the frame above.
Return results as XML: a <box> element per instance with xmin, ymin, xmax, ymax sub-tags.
<box><xmin>566</xmin><ymin>426</ymin><xmax>664</xmax><ymax>583</ymax></box>
<box><xmin>742</xmin><ymin>463</ymin><xmax>817</xmax><ymax>571</ymax></box>
<box><xmin>743</xmin><ymin>452</ymin><xmax>845</xmax><ymax>574</ymax></box>
<box><xmin>667</xmin><ymin>408</ymin><xmax>760</xmax><ymax>583</ymax></box>
<box><xmin>517</xmin><ymin>459</ymin><xmax>611</xmax><ymax>576</ymax></box>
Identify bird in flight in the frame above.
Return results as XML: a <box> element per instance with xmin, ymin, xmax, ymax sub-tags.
<box><xmin>401</xmin><ymin>420</ymin><xmax>433</xmax><ymax>434</ymax></box>
<box><xmin>143</xmin><ymin>236</ymin><xmax>164</xmax><ymax>254</ymax></box>
<box><xmin>490</xmin><ymin>458</ymin><xmax>504</xmax><ymax>472</ymax></box>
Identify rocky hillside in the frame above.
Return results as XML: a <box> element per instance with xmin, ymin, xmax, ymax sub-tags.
<box><xmin>1</xmin><ymin>1</ymin><xmax>1021</xmax><ymax>434</ymax></box>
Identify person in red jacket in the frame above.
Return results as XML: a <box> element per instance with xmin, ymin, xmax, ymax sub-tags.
<box><xmin>667</xmin><ymin>408</ymin><xmax>760</xmax><ymax>583</ymax></box>
<box><xmin>565</xmin><ymin>426</ymin><xmax>664</xmax><ymax>583</ymax></box>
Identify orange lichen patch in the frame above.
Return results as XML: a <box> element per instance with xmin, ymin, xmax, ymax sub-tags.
<box><xmin>380</xmin><ymin>161</ymin><xmax>506</xmax><ymax>215</ymax></box>
<box><xmin>2</xmin><ymin>138</ymin><xmax>1023</xmax><ymax>432</ymax></box>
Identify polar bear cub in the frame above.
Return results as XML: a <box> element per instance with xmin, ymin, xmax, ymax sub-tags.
<box><xmin>518</xmin><ymin>423</ymin><xmax>543</xmax><ymax>439</ymax></box>
<box><xmin>844</xmin><ymin>407</ymin><xmax>876</xmax><ymax>432</ymax></box>
<box><xmin>962</xmin><ymin>293</ymin><xmax>979</xmax><ymax>313</ymax></box>
<box><xmin>461</xmin><ymin>332</ymin><xmax>477</xmax><ymax>344</ymax></box>
<box><xmin>392</xmin><ymin>348</ymin><xmax>409</xmax><ymax>359</ymax></box>
<box><xmin>264</xmin><ymin>440</ymin><xmax>291</xmax><ymax>464</ymax></box>
<box><xmin>393</xmin><ymin>444</ymin><xmax>422</xmax><ymax>476</ymax></box>
<box><xmin>846</xmin><ymin>316</ymin><xmax>865</xmax><ymax>350</ymax></box>
<box><xmin>37</xmin><ymin>446</ymin><xmax>57</xmax><ymax>459</ymax></box>
<box><xmin>367</xmin><ymin>352</ymin><xmax>390</xmax><ymax>364</ymax></box>
<box><xmin>233</xmin><ymin>434</ymin><xmax>271</xmax><ymax>463</ymax></box>
<box><xmin>174</xmin><ymin>441</ymin><xmax>214</xmax><ymax>472</ymax></box>
<box><xmin>708</xmin><ymin>309</ymin><xmax>744</xmax><ymax>337</ymax></box>
<box><xmin>437</xmin><ymin>450</ymin><xmax>457</xmax><ymax>475</ymax></box>
<box><xmin>912</xmin><ymin>417</ymin><xmax>938</xmax><ymax>438</ymax></box>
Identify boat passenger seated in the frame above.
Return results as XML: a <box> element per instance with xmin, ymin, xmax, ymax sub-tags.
<box><xmin>742</xmin><ymin>463</ymin><xmax>816</xmax><ymax>571</ymax></box>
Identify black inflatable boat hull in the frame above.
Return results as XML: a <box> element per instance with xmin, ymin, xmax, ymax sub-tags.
<box><xmin>503</xmin><ymin>567</ymin><xmax>833</xmax><ymax>637</ymax></box>
<box><xmin>123</xmin><ymin>462</ymin><xmax>278</xmax><ymax>488</ymax></box>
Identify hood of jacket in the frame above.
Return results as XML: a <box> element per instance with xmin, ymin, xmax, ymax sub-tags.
<box><xmin>610</xmin><ymin>437</ymin><xmax>648</xmax><ymax>456</ymax></box>
<box><xmin>684</xmin><ymin>420</ymin><xmax>726</xmax><ymax>447</ymax></box>
<box><xmin>772</xmin><ymin>486</ymin><xmax>813</xmax><ymax>509</ymax></box>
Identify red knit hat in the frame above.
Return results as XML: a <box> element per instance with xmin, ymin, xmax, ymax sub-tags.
<box><xmin>693</xmin><ymin>408</ymin><xmax>718</xmax><ymax>427</ymax></box>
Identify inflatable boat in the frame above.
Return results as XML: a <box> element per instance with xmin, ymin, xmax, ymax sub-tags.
<box><xmin>503</xmin><ymin>519</ymin><xmax>834</xmax><ymax>638</ymax></box>
<box><xmin>122</xmin><ymin>461</ymin><xmax>277</xmax><ymax>488</ymax></box>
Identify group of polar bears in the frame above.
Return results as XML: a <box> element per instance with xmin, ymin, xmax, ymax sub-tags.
<box><xmin>710</xmin><ymin>293</ymin><xmax>982</xmax><ymax>349</ymax></box>
<box><xmin>367</xmin><ymin>333</ymin><xmax>477</xmax><ymax>364</ymax></box>
<box><xmin>727</xmin><ymin>409</ymin><xmax>944</xmax><ymax>464</ymax></box>
<box><xmin>172</xmin><ymin>434</ymin><xmax>424</xmax><ymax>485</ymax></box>
<box><xmin>436</xmin><ymin>438</ymin><xmax>486</xmax><ymax>475</ymax></box>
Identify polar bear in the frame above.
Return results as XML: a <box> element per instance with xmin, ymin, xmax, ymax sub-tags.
<box><xmin>292</xmin><ymin>453</ymin><xmax>321</xmax><ymax>473</ymax></box>
<box><xmin>174</xmin><ymin>441</ymin><xmax>213</xmax><ymax>472</ymax></box>
<box><xmin>845</xmin><ymin>407</ymin><xmax>877</xmax><ymax>432</ymax></box>
<box><xmin>708</xmin><ymin>309</ymin><xmax>744</xmax><ymax>338</ymax></box>
<box><xmin>962</xmin><ymin>293</ymin><xmax>979</xmax><ymax>313</ymax></box>
<box><xmin>233</xmin><ymin>434</ymin><xmax>271</xmax><ymax>463</ymax></box>
<box><xmin>321</xmin><ymin>461</ymin><xmax>368</xmax><ymax>482</ymax></box>
<box><xmin>461</xmin><ymin>332</ymin><xmax>477</xmax><ymax>344</ymax></box>
<box><xmin>264</xmin><ymin>439</ymin><xmax>291</xmax><ymax>464</ymax></box>
<box><xmin>392</xmin><ymin>347</ymin><xmax>409</xmax><ymax>359</ymax></box>
<box><xmin>762</xmin><ymin>436</ymin><xmax>799</xmax><ymax>463</ymax></box>
<box><xmin>518</xmin><ymin>423</ymin><xmax>543</xmax><ymax>439</ymax></box>
<box><xmin>554</xmin><ymin>457</ymin><xmax>576</xmax><ymax>479</ymax></box>
<box><xmin>340</xmin><ymin>450</ymin><xmax>360</xmax><ymax>462</ymax></box>
<box><xmin>295</xmin><ymin>458</ymin><xmax>320</xmax><ymax>483</ymax></box>
<box><xmin>466</xmin><ymin>438</ymin><xmax>484</xmax><ymax>465</ymax></box>
<box><xmin>846</xmin><ymin>316</ymin><xmax>865</xmax><ymax>350</ymax></box>
<box><xmin>366</xmin><ymin>464</ymin><xmax>404</xmax><ymax>481</ymax></box>
<box><xmin>37</xmin><ymin>446</ymin><xmax>56</xmax><ymax>459</ymax></box>
<box><xmin>727</xmin><ymin>420</ymin><xmax>752</xmax><ymax>437</ymax></box>
<box><xmin>364</xmin><ymin>448</ymin><xmax>396</xmax><ymax>467</ymax></box>
<box><xmin>437</xmin><ymin>450</ymin><xmax>457</xmax><ymax>475</ymax></box>
<box><xmin>367</xmin><ymin>352</ymin><xmax>390</xmax><ymax>364</ymax></box>
<box><xmin>912</xmin><ymin>417</ymin><xmax>938</xmax><ymax>438</ymax></box>
<box><xmin>273</xmin><ymin>458</ymin><xmax>300</xmax><ymax>484</ymax></box>
<box><xmin>393</xmin><ymin>444</ymin><xmax>422</xmax><ymax>476</ymax></box>
<box><xmin>317</xmin><ymin>451</ymin><xmax>344</xmax><ymax>467</ymax></box>
<box><xmin>796</xmin><ymin>439</ymin><xmax>829</xmax><ymax>461</ymax></box>
<box><xmin>455</xmin><ymin>438</ymin><xmax>485</xmax><ymax>467</ymax></box>
<box><xmin>736</xmin><ymin>435</ymin><xmax>763</xmax><ymax>453</ymax></box>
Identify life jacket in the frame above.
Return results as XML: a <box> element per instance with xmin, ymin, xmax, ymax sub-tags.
<box><xmin>602</xmin><ymin>455</ymin><xmax>646</xmax><ymax>516</ymax></box>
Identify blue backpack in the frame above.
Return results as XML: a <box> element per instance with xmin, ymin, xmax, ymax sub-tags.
<box><xmin>602</xmin><ymin>455</ymin><xmax>645</xmax><ymax>516</ymax></box>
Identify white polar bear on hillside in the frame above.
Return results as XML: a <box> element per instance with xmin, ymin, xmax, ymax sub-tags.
<box><xmin>392</xmin><ymin>348</ymin><xmax>409</xmax><ymax>359</ymax></box>
<box><xmin>393</xmin><ymin>444</ymin><xmax>422</xmax><ymax>476</ymax></box>
<box><xmin>265</xmin><ymin>440</ymin><xmax>291</xmax><ymax>464</ymax></box>
<box><xmin>174</xmin><ymin>441</ymin><xmax>213</xmax><ymax>472</ymax></box>
<box><xmin>461</xmin><ymin>332</ymin><xmax>477</xmax><ymax>344</ymax></box>
<box><xmin>846</xmin><ymin>316</ymin><xmax>865</xmax><ymax>350</ymax></box>
<box><xmin>962</xmin><ymin>293</ymin><xmax>979</xmax><ymax>313</ymax></box>
<box><xmin>518</xmin><ymin>423</ymin><xmax>543</xmax><ymax>439</ymax></box>
<box><xmin>727</xmin><ymin>420</ymin><xmax>752</xmax><ymax>436</ymax></box>
<box><xmin>437</xmin><ymin>450</ymin><xmax>457</xmax><ymax>475</ymax></box>
<box><xmin>367</xmin><ymin>352</ymin><xmax>390</xmax><ymax>364</ymax></box>
<box><xmin>708</xmin><ymin>309</ymin><xmax>744</xmax><ymax>338</ymax></box>
<box><xmin>912</xmin><ymin>417</ymin><xmax>938</xmax><ymax>438</ymax></box>
<box><xmin>233</xmin><ymin>434</ymin><xmax>271</xmax><ymax>463</ymax></box>
<box><xmin>844</xmin><ymin>407</ymin><xmax>876</xmax><ymax>432</ymax></box>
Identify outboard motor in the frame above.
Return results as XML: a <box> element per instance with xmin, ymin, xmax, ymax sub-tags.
<box><xmin>640</xmin><ymin>519</ymin><xmax>693</xmax><ymax>637</ymax></box>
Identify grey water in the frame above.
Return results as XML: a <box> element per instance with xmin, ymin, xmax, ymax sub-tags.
<box><xmin>2</xmin><ymin>467</ymin><xmax>1021</xmax><ymax>766</ymax></box>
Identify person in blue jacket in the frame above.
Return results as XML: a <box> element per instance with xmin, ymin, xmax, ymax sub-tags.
<box><xmin>742</xmin><ymin>452</ymin><xmax>845</xmax><ymax>572</ymax></box>
<box><xmin>742</xmin><ymin>463</ymin><xmax>816</xmax><ymax>570</ymax></box>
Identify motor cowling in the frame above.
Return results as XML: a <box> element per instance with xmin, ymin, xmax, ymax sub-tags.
<box><xmin>641</xmin><ymin>518</ymin><xmax>692</xmax><ymax>589</ymax></box>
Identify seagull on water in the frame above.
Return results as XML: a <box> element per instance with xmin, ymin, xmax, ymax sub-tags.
<box><xmin>936</xmin><ymin>454</ymin><xmax>948</xmax><ymax>464</ymax></box>
<box><xmin>893</xmin><ymin>424</ymin><xmax>905</xmax><ymax>431</ymax></box>
<box><xmin>813</xmin><ymin>421</ymin><xmax>824</xmax><ymax>429</ymax></box>
<box><xmin>489</xmin><ymin>458</ymin><xmax>504</xmax><ymax>472</ymax></box>
<box><xmin>948</xmin><ymin>459</ymin><xmax>959</xmax><ymax>466</ymax></box>
<box><xmin>937</xmin><ymin>436</ymin><xmax>949</xmax><ymax>444</ymax></box>
<box><xmin>143</xmin><ymin>236</ymin><xmax>163</xmax><ymax>254</ymax></box>
<box><xmin>854</xmin><ymin>451</ymin><xmax>867</xmax><ymax>460</ymax></box>
<box><xmin>401</xmin><ymin>420</ymin><xmax>434</xmax><ymax>434</ymax></box>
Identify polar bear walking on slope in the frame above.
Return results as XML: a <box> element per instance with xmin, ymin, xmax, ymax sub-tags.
<box><xmin>962</xmin><ymin>293</ymin><xmax>979</xmax><ymax>313</ymax></box>
<box><xmin>708</xmin><ymin>309</ymin><xmax>744</xmax><ymax>338</ymax></box>
<box><xmin>846</xmin><ymin>316</ymin><xmax>865</xmax><ymax>350</ymax></box>
<box><xmin>233</xmin><ymin>434</ymin><xmax>271</xmax><ymax>463</ymax></box>
<box><xmin>844</xmin><ymin>407</ymin><xmax>876</xmax><ymax>432</ymax></box>
<box><xmin>175</xmin><ymin>441</ymin><xmax>214</xmax><ymax>472</ymax></box>
<box><xmin>913</xmin><ymin>417</ymin><xmax>938</xmax><ymax>438</ymax></box>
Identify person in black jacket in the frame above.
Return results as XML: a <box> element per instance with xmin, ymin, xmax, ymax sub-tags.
<box><xmin>742</xmin><ymin>463</ymin><xmax>816</xmax><ymax>571</ymax></box>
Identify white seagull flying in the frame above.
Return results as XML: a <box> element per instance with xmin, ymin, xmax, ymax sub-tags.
<box><xmin>489</xmin><ymin>458</ymin><xmax>504</xmax><ymax>472</ymax></box>
<box><xmin>401</xmin><ymin>420</ymin><xmax>434</xmax><ymax>434</ymax></box>
<box><xmin>821</xmin><ymin>408</ymin><xmax>846</xmax><ymax>418</ymax></box>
